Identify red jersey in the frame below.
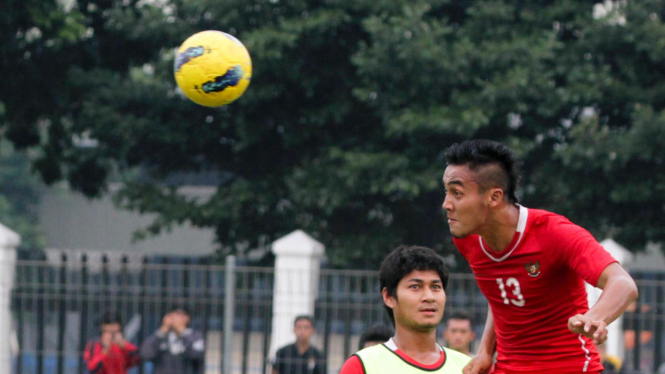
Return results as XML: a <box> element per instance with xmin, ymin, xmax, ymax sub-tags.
<box><xmin>83</xmin><ymin>340</ymin><xmax>140</xmax><ymax>374</ymax></box>
<box><xmin>453</xmin><ymin>206</ymin><xmax>617</xmax><ymax>373</ymax></box>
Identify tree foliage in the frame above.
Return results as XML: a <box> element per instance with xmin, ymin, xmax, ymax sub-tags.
<box><xmin>0</xmin><ymin>141</ymin><xmax>44</xmax><ymax>249</ymax></box>
<box><xmin>1</xmin><ymin>0</ymin><xmax>664</xmax><ymax>267</ymax></box>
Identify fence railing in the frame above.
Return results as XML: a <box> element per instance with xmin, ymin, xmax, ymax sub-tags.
<box><xmin>9</xmin><ymin>254</ymin><xmax>665</xmax><ymax>374</ymax></box>
<box><xmin>12</xmin><ymin>254</ymin><xmax>233</xmax><ymax>374</ymax></box>
<box><xmin>624</xmin><ymin>272</ymin><xmax>665</xmax><ymax>374</ymax></box>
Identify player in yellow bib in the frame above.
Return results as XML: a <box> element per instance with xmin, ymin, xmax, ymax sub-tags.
<box><xmin>340</xmin><ymin>245</ymin><xmax>471</xmax><ymax>374</ymax></box>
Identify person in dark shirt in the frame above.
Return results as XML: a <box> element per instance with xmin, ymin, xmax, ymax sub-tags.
<box><xmin>140</xmin><ymin>308</ymin><xmax>205</xmax><ymax>374</ymax></box>
<box><xmin>442</xmin><ymin>311</ymin><xmax>476</xmax><ymax>357</ymax></box>
<box><xmin>272</xmin><ymin>315</ymin><xmax>326</xmax><ymax>374</ymax></box>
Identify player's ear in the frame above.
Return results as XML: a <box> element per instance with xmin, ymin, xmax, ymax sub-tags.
<box><xmin>488</xmin><ymin>188</ymin><xmax>503</xmax><ymax>207</ymax></box>
<box><xmin>382</xmin><ymin>287</ymin><xmax>396</xmax><ymax>308</ymax></box>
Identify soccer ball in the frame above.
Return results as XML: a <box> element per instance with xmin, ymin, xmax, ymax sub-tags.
<box><xmin>174</xmin><ymin>31</ymin><xmax>252</xmax><ymax>107</ymax></box>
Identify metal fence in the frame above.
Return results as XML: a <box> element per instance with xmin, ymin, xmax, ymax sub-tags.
<box><xmin>9</xmin><ymin>252</ymin><xmax>665</xmax><ymax>374</ymax></box>
<box><xmin>12</xmin><ymin>253</ymin><xmax>236</xmax><ymax>374</ymax></box>
<box><xmin>624</xmin><ymin>272</ymin><xmax>665</xmax><ymax>374</ymax></box>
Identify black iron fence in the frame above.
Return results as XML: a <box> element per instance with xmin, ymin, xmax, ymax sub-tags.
<box><xmin>9</xmin><ymin>251</ymin><xmax>665</xmax><ymax>374</ymax></box>
<box><xmin>624</xmin><ymin>272</ymin><xmax>665</xmax><ymax>374</ymax></box>
<box><xmin>12</xmin><ymin>253</ymin><xmax>235</xmax><ymax>374</ymax></box>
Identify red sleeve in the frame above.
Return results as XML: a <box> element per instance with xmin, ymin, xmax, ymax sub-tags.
<box><xmin>83</xmin><ymin>342</ymin><xmax>106</xmax><ymax>372</ymax></box>
<box><xmin>123</xmin><ymin>342</ymin><xmax>141</xmax><ymax>368</ymax></box>
<box><xmin>339</xmin><ymin>355</ymin><xmax>365</xmax><ymax>374</ymax></box>
<box><xmin>553</xmin><ymin>219</ymin><xmax>618</xmax><ymax>286</ymax></box>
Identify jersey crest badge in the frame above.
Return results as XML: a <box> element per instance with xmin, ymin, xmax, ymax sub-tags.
<box><xmin>524</xmin><ymin>261</ymin><xmax>541</xmax><ymax>277</ymax></box>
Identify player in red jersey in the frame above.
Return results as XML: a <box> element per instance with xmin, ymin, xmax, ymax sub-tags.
<box><xmin>441</xmin><ymin>140</ymin><xmax>638</xmax><ymax>374</ymax></box>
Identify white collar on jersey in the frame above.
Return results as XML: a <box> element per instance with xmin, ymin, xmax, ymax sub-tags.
<box><xmin>384</xmin><ymin>338</ymin><xmax>443</xmax><ymax>352</ymax></box>
<box><xmin>479</xmin><ymin>204</ymin><xmax>529</xmax><ymax>263</ymax></box>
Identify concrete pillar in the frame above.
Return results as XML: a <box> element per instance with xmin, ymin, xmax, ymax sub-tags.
<box><xmin>586</xmin><ymin>238</ymin><xmax>632</xmax><ymax>360</ymax></box>
<box><xmin>0</xmin><ymin>223</ymin><xmax>20</xmax><ymax>374</ymax></box>
<box><xmin>269</xmin><ymin>230</ymin><xmax>324</xmax><ymax>361</ymax></box>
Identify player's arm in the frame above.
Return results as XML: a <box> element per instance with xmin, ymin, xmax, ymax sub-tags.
<box><xmin>182</xmin><ymin>330</ymin><xmax>205</xmax><ymax>361</ymax></box>
<box><xmin>270</xmin><ymin>350</ymin><xmax>282</xmax><ymax>374</ymax></box>
<box><xmin>568</xmin><ymin>262</ymin><xmax>638</xmax><ymax>345</ymax></box>
<box><xmin>316</xmin><ymin>351</ymin><xmax>327</xmax><ymax>374</ymax></box>
<box><xmin>463</xmin><ymin>307</ymin><xmax>495</xmax><ymax>374</ymax></box>
<box><xmin>83</xmin><ymin>341</ymin><xmax>107</xmax><ymax>372</ymax></box>
<box><xmin>122</xmin><ymin>342</ymin><xmax>141</xmax><ymax>368</ymax></box>
<box><xmin>140</xmin><ymin>331</ymin><xmax>168</xmax><ymax>361</ymax></box>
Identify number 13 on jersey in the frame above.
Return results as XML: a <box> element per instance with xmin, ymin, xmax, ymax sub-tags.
<box><xmin>496</xmin><ymin>278</ymin><xmax>525</xmax><ymax>307</ymax></box>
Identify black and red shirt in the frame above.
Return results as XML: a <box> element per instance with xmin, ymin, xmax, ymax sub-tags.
<box><xmin>83</xmin><ymin>340</ymin><xmax>140</xmax><ymax>374</ymax></box>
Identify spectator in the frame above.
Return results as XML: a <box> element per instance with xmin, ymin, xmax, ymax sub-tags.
<box><xmin>140</xmin><ymin>308</ymin><xmax>205</xmax><ymax>374</ymax></box>
<box><xmin>83</xmin><ymin>310</ymin><xmax>140</xmax><ymax>374</ymax></box>
<box><xmin>358</xmin><ymin>325</ymin><xmax>393</xmax><ymax>350</ymax></box>
<box><xmin>272</xmin><ymin>315</ymin><xmax>326</xmax><ymax>374</ymax></box>
<box><xmin>442</xmin><ymin>311</ymin><xmax>476</xmax><ymax>357</ymax></box>
<box><xmin>597</xmin><ymin>344</ymin><xmax>623</xmax><ymax>374</ymax></box>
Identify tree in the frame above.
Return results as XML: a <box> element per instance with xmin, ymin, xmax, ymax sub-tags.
<box><xmin>1</xmin><ymin>0</ymin><xmax>664</xmax><ymax>267</ymax></box>
<box><xmin>0</xmin><ymin>141</ymin><xmax>44</xmax><ymax>249</ymax></box>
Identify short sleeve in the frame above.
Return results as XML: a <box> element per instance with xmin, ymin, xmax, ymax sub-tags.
<box><xmin>272</xmin><ymin>348</ymin><xmax>284</xmax><ymax>373</ymax></box>
<box><xmin>314</xmin><ymin>348</ymin><xmax>327</xmax><ymax>374</ymax></box>
<box><xmin>553</xmin><ymin>219</ymin><xmax>618</xmax><ymax>287</ymax></box>
<box><xmin>339</xmin><ymin>355</ymin><xmax>365</xmax><ymax>374</ymax></box>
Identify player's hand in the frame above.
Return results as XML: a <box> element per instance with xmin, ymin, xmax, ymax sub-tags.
<box><xmin>568</xmin><ymin>314</ymin><xmax>608</xmax><ymax>345</ymax></box>
<box><xmin>113</xmin><ymin>332</ymin><xmax>126</xmax><ymax>349</ymax></box>
<box><xmin>100</xmin><ymin>332</ymin><xmax>113</xmax><ymax>353</ymax></box>
<box><xmin>160</xmin><ymin>313</ymin><xmax>173</xmax><ymax>334</ymax></box>
<box><xmin>463</xmin><ymin>352</ymin><xmax>493</xmax><ymax>374</ymax></box>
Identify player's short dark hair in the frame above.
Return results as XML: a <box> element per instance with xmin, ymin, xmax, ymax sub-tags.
<box><xmin>293</xmin><ymin>315</ymin><xmax>314</xmax><ymax>327</ymax></box>
<box><xmin>99</xmin><ymin>310</ymin><xmax>122</xmax><ymax>327</ymax></box>
<box><xmin>171</xmin><ymin>307</ymin><xmax>190</xmax><ymax>316</ymax></box>
<box><xmin>359</xmin><ymin>324</ymin><xmax>394</xmax><ymax>350</ymax></box>
<box><xmin>444</xmin><ymin>139</ymin><xmax>522</xmax><ymax>203</ymax></box>
<box><xmin>379</xmin><ymin>245</ymin><xmax>449</xmax><ymax>327</ymax></box>
<box><xmin>446</xmin><ymin>310</ymin><xmax>473</xmax><ymax>326</ymax></box>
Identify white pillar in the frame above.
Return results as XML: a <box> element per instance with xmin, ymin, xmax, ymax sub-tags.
<box><xmin>269</xmin><ymin>230</ymin><xmax>324</xmax><ymax>361</ymax></box>
<box><xmin>586</xmin><ymin>238</ymin><xmax>632</xmax><ymax>360</ymax></box>
<box><xmin>0</xmin><ymin>223</ymin><xmax>20</xmax><ymax>374</ymax></box>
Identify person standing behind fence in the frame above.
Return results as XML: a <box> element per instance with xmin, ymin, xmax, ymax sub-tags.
<box><xmin>339</xmin><ymin>245</ymin><xmax>471</xmax><ymax>374</ymax></box>
<box><xmin>140</xmin><ymin>308</ymin><xmax>205</xmax><ymax>374</ymax></box>
<box><xmin>83</xmin><ymin>310</ymin><xmax>140</xmax><ymax>374</ymax></box>
<box><xmin>358</xmin><ymin>325</ymin><xmax>394</xmax><ymax>350</ymax></box>
<box><xmin>442</xmin><ymin>311</ymin><xmax>475</xmax><ymax>357</ymax></box>
<box><xmin>272</xmin><ymin>315</ymin><xmax>326</xmax><ymax>374</ymax></box>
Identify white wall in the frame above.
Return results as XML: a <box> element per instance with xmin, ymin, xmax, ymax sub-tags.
<box><xmin>586</xmin><ymin>238</ymin><xmax>633</xmax><ymax>360</ymax></box>
<box><xmin>39</xmin><ymin>184</ymin><xmax>217</xmax><ymax>255</ymax></box>
<box><xmin>269</xmin><ymin>230</ymin><xmax>324</xmax><ymax>361</ymax></box>
<box><xmin>0</xmin><ymin>223</ymin><xmax>19</xmax><ymax>374</ymax></box>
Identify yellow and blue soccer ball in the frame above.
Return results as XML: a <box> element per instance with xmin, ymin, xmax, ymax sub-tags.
<box><xmin>174</xmin><ymin>31</ymin><xmax>252</xmax><ymax>107</ymax></box>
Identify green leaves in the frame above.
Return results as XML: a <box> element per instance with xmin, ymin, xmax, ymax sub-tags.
<box><xmin>0</xmin><ymin>141</ymin><xmax>44</xmax><ymax>249</ymax></box>
<box><xmin>3</xmin><ymin>0</ymin><xmax>665</xmax><ymax>265</ymax></box>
